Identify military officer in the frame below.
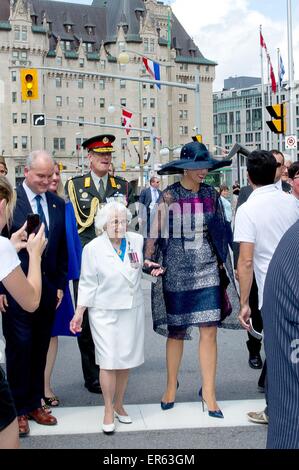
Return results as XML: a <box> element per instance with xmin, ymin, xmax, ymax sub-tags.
<box><xmin>67</xmin><ymin>134</ymin><xmax>135</xmax><ymax>394</ymax></box>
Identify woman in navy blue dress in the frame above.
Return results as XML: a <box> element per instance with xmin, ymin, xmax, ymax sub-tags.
<box><xmin>43</xmin><ymin>164</ymin><xmax>82</xmax><ymax>407</ymax></box>
<box><xmin>144</xmin><ymin>142</ymin><xmax>232</xmax><ymax>418</ymax></box>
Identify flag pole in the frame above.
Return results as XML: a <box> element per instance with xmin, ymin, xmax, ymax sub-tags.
<box><xmin>287</xmin><ymin>0</ymin><xmax>296</xmax><ymax>161</ymax></box>
<box><xmin>260</xmin><ymin>26</ymin><xmax>267</xmax><ymax>149</ymax></box>
<box><xmin>277</xmin><ymin>48</ymin><xmax>283</xmax><ymax>151</ymax></box>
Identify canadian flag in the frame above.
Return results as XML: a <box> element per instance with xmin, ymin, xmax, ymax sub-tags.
<box><xmin>122</xmin><ymin>108</ymin><xmax>133</xmax><ymax>135</ymax></box>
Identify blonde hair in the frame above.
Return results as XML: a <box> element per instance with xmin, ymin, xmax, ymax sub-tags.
<box><xmin>0</xmin><ymin>176</ymin><xmax>15</xmax><ymax>228</ymax></box>
<box><xmin>53</xmin><ymin>162</ymin><xmax>66</xmax><ymax>199</ymax></box>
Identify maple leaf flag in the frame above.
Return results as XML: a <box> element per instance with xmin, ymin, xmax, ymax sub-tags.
<box><xmin>122</xmin><ymin>108</ymin><xmax>133</xmax><ymax>135</ymax></box>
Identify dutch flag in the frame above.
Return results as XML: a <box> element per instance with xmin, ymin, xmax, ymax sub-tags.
<box><xmin>142</xmin><ymin>57</ymin><xmax>161</xmax><ymax>89</ymax></box>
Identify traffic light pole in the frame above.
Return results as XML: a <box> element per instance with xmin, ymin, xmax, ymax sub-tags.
<box><xmin>287</xmin><ymin>0</ymin><xmax>296</xmax><ymax>161</ymax></box>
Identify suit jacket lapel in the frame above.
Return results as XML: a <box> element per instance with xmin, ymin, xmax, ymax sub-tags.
<box><xmin>16</xmin><ymin>185</ymin><xmax>33</xmax><ymax>218</ymax></box>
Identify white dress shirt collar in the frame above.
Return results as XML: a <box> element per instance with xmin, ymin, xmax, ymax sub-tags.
<box><xmin>91</xmin><ymin>171</ymin><xmax>108</xmax><ymax>190</ymax></box>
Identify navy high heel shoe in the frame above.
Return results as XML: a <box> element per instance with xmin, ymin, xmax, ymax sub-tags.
<box><xmin>198</xmin><ymin>387</ymin><xmax>224</xmax><ymax>418</ymax></box>
<box><xmin>160</xmin><ymin>381</ymin><xmax>179</xmax><ymax>410</ymax></box>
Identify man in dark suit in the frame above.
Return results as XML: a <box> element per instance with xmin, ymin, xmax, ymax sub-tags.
<box><xmin>1</xmin><ymin>150</ymin><xmax>68</xmax><ymax>436</ymax></box>
<box><xmin>138</xmin><ymin>176</ymin><xmax>162</xmax><ymax>237</ymax></box>
<box><xmin>67</xmin><ymin>134</ymin><xmax>135</xmax><ymax>394</ymax></box>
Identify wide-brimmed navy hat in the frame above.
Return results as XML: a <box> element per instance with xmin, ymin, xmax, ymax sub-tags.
<box><xmin>158</xmin><ymin>142</ymin><xmax>232</xmax><ymax>175</ymax></box>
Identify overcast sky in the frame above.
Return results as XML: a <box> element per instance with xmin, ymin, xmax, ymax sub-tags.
<box><xmin>52</xmin><ymin>0</ymin><xmax>299</xmax><ymax>90</ymax></box>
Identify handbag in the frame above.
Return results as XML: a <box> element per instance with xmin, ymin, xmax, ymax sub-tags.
<box><xmin>219</xmin><ymin>265</ymin><xmax>232</xmax><ymax>321</ymax></box>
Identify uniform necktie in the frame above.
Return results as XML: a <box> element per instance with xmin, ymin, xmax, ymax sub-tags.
<box><xmin>35</xmin><ymin>194</ymin><xmax>49</xmax><ymax>237</ymax></box>
<box><xmin>98</xmin><ymin>178</ymin><xmax>105</xmax><ymax>201</ymax></box>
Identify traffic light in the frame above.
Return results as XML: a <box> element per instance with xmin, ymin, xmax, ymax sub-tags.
<box><xmin>266</xmin><ymin>103</ymin><xmax>286</xmax><ymax>134</ymax></box>
<box><xmin>20</xmin><ymin>68</ymin><xmax>38</xmax><ymax>100</ymax></box>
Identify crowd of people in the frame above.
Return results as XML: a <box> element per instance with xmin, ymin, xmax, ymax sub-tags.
<box><xmin>1</xmin><ymin>137</ymin><xmax>299</xmax><ymax>449</ymax></box>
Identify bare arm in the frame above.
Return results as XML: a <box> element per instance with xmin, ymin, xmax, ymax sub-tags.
<box><xmin>1</xmin><ymin>225</ymin><xmax>46</xmax><ymax>313</ymax></box>
<box><xmin>237</xmin><ymin>242</ymin><xmax>254</xmax><ymax>330</ymax></box>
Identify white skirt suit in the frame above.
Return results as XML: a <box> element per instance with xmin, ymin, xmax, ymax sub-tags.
<box><xmin>77</xmin><ymin>231</ymin><xmax>145</xmax><ymax>370</ymax></box>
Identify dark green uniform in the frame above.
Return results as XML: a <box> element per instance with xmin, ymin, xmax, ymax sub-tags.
<box><xmin>67</xmin><ymin>171</ymin><xmax>135</xmax><ymax>247</ymax></box>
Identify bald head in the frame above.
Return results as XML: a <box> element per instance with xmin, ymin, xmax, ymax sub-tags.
<box><xmin>24</xmin><ymin>150</ymin><xmax>55</xmax><ymax>194</ymax></box>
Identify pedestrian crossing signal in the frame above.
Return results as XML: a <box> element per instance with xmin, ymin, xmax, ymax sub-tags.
<box><xmin>266</xmin><ymin>103</ymin><xmax>286</xmax><ymax>134</ymax></box>
<box><xmin>21</xmin><ymin>68</ymin><xmax>38</xmax><ymax>101</ymax></box>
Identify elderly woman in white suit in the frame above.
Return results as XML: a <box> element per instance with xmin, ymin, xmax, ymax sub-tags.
<box><xmin>70</xmin><ymin>202</ymin><xmax>145</xmax><ymax>434</ymax></box>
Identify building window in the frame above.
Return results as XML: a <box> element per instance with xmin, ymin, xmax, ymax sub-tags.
<box><xmin>143</xmin><ymin>117</ymin><xmax>148</xmax><ymax>127</ymax></box>
<box><xmin>246</xmin><ymin>110</ymin><xmax>251</xmax><ymax>131</ymax></box>
<box><xmin>225</xmin><ymin>135</ymin><xmax>232</xmax><ymax>145</ymax></box>
<box><xmin>120</xmin><ymin>98</ymin><xmax>127</xmax><ymax>107</ymax></box>
<box><xmin>142</xmin><ymin>83</ymin><xmax>147</xmax><ymax>90</ymax></box>
<box><xmin>100</xmin><ymin>60</ymin><xmax>106</xmax><ymax>69</ymax></box>
<box><xmin>56</xmin><ymin>56</ymin><xmax>62</xmax><ymax>66</ymax></box>
<box><xmin>84</xmin><ymin>43</ymin><xmax>93</xmax><ymax>53</ymax></box>
<box><xmin>21</xmin><ymin>26</ymin><xmax>27</xmax><ymax>41</ymax></box>
<box><xmin>78</xmin><ymin>78</ymin><xmax>84</xmax><ymax>89</ymax></box>
<box><xmin>14</xmin><ymin>26</ymin><xmax>20</xmax><ymax>41</ymax></box>
<box><xmin>64</xmin><ymin>41</ymin><xmax>71</xmax><ymax>51</ymax></box>
<box><xmin>150</xmin><ymin>84</ymin><xmax>154</xmax><ymax>89</ymax></box>
<box><xmin>142</xmin><ymin>98</ymin><xmax>147</xmax><ymax>108</ymax></box>
<box><xmin>245</xmin><ymin>133</ymin><xmax>253</xmax><ymax>143</ymax></box>
<box><xmin>120</xmin><ymin>80</ymin><xmax>126</xmax><ymax>89</ymax></box>
<box><xmin>79</xmin><ymin>58</ymin><xmax>84</xmax><ymax>68</ymax></box>
<box><xmin>12</xmin><ymin>113</ymin><xmax>17</xmax><ymax>124</ymax></box>
<box><xmin>179</xmin><ymin>64</ymin><xmax>188</xmax><ymax>71</ymax></box>
<box><xmin>179</xmin><ymin>94</ymin><xmax>187</xmax><ymax>103</ymax></box>
<box><xmin>100</xmin><ymin>98</ymin><xmax>105</xmax><ymax>108</ymax></box>
<box><xmin>179</xmin><ymin>110</ymin><xmax>188</xmax><ymax>119</ymax></box>
<box><xmin>143</xmin><ymin>37</ymin><xmax>155</xmax><ymax>53</ymax></box>
<box><xmin>78</xmin><ymin>97</ymin><xmax>84</xmax><ymax>108</ymax></box>
<box><xmin>236</xmin><ymin>134</ymin><xmax>241</xmax><ymax>143</ymax></box>
<box><xmin>79</xmin><ymin>117</ymin><xmax>84</xmax><ymax>127</ymax></box>
<box><xmin>99</xmin><ymin>79</ymin><xmax>105</xmax><ymax>90</ymax></box>
<box><xmin>21</xmin><ymin>113</ymin><xmax>27</xmax><ymax>124</ymax></box>
<box><xmin>56</xmin><ymin>77</ymin><xmax>62</xmax><ymax>88</ymax></box>
<box><xmin>252</xmin><ymin>108</ymin><xmax>262</xmax><ymax>131</ymax></box>
<box><xmin>21</xmin><ymin>136</ymin><xmax>28</xmax><ymax>150</ymax></box>
<box><xmin>179</xmin><ymin>126</ymin><xmax>188</xmax><ymax>135</ymax></box>
<box><xmin>150</xmin><ymin>98</ymin><xmax>155</xmax><ymax>109</ymax></box>
<box><xmin>152</xmin><ymin>117</ymin><xmax>156</xmax><ymax>127</ymax></box>
<box><xmin>11</xmin><ymin>71</ymin><xmax>17</xmax><ymax>82</ymax></box>
<box><xmin>66</xmin><ymin>97</ymin><xmax>69</xmax><ymax>105</ymax></box>
<box><xmin>12</xmin><ymin>92</ymin><xmax>17</xmax><ymax>103</ymax></box>
<box><xmin>13</xmin><ymin>136</ymin><xmax>18</xmax><ymax>149</ymax></box>
<box><xmin>53</xmin><ymin>138</ymin><xmax>66</xmax><ymax>150</ymax></box>
<box><xmin>65</xmin><ymin>24</ymin><xmax>72</xmax><ymax>33</ymax></box>
<box><xmin>229</xmin><ymin>112</ymin><xmax>234</xmax><ymax>133</ymax></box>
<box><xmin>236</xmin><ymin>111</ymin><xmax>241</xmax><ymax>133</ymax></box>
<box><xmin>57</xmin><ymin>116</ymin><xmax>62</xmax><ymax>126</ymax></box>
<box><xmin>100</xmin><ymin>117</ymin><xmax>105</xmax><ymax>124</ymax></box>
<box><xmin>56</xmin><ymin>96</ymin><xmax>62</xmax><ymax>107</ymax></box>
<box><xmin>121</xmin><ymin>138</ymin><xmax>127</xmax><ymax>149</ymax></box>
<box><xmin>255</xmin><ymin>132</ymin><xmax>261</xmax><ymax>142</ymax></box>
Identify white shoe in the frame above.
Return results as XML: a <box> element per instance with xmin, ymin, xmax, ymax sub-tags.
<box><xmin>114</xmin><ymin>412</ymin><xmax>132</xmax><ymax>424</ymax></box>
<box><xmin>102</xmin><ymin>422</ymin><xmax>115</xmax><ymax>434</ymax></box>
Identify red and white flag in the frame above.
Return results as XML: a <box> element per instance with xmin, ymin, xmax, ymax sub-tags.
<box><xmin>260</xmin><ymin>30</ymin><xmax>277</xmax><ymax>93</ymax></box>
<box><xmin>122</xmin><ymin>108</ymin><xmax>132</xmax><ymax>135</ymax></box>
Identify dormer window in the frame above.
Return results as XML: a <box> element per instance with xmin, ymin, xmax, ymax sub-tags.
<box><xmin>84</xmin><ymin>43</ymin><xmax>93</xmax><ymax>53</ymax></box>
<box><xmin>14</xmin><ymin>26</ymin><xmax>27</xmax><ymax>42</ymax></box>
<box><xmin>61</xmin><ymin>41</ymin><xmax>72</xmax><ymax>51</ymax></box>
<box><xmin>86</xmin><ymin>26</ymin><xmax>94</xmax><ymax>35</ymax></box>
<box><xmin>65</xmin><ymin>24</ymin><xmax>72</xmax><ymax>33</ymax></box>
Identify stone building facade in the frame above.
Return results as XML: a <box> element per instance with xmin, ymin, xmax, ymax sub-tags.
<box><xmin>0</xmin><ymin>0</ymin><xmax>216</xmax><ymax>186</ymax></box>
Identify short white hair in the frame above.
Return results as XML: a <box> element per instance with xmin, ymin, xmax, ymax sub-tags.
<box><xmin>95</xmin><ymin>201</ymin><xmax>132</xmax><ymax>235</ymax></box>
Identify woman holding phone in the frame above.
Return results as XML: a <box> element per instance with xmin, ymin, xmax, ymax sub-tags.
<box><xmin>0</xmin><ymin>176</ymin><xmax>46</xmax><ymax>448</ymax></box>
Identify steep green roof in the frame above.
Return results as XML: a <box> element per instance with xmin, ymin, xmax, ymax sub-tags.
<box><xmin>32</xmin><ymin>25</ymin><xmax>47</xmax><ymax>34</ymax></box>
<box><xmin>87</xmin><ymin>52</ymin><xmax>100</xmax><ymax>61</ymax></box>
<box><xmin>0</xmin><ymin>22</ymin><xmax>11</xmax><ymax>31</ymax></box>
<box><xmin>64</xmin><ymin>51</ymin><xmax>78</xmax><ymax>59</ymax></box>
<box><xmin>175</xmin><ymin>55</ymin><xmax>217</xmax><ymax>66</ymax></box>
<box><xmin>46</xmin><ymin>50</ymin><xmax>56</xmax><ymax>57</ymax></box>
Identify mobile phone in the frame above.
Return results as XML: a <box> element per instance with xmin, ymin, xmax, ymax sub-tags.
<box><xmin>26</xmin><ymin>213</ymin><xmax>40</xmax><ymax>236</ymax></box>
<box><xmin>248</xmin><ymin>318</ymin><xmax>263</xmax><ymax>340</ymax></box>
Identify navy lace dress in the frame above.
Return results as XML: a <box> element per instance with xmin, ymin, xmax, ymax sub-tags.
<box><xmin>144</xmin><ymin>182</ymin><xmax>231</xmax><ymax>340</ymax></box>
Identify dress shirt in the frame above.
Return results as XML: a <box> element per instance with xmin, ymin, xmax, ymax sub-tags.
<box><xmin>150</xmin><ymin>186</ymin><xmax>159</xmax><ymax>203</ymax></box>
<box><xmin>91</xmin><ymin>171</ymin><xmax>108</xmax><ymax>193</ymax></box>
<box><xmin>23</xmin><ymin>181</ymin><xmax>50</xmax><ymax>228</ymax></box>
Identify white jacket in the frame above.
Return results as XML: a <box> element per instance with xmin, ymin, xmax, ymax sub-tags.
<box><xmin>77</xmin><ymin>231</ymin><xmax>144</xmax><ymax>310</ymax></box>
